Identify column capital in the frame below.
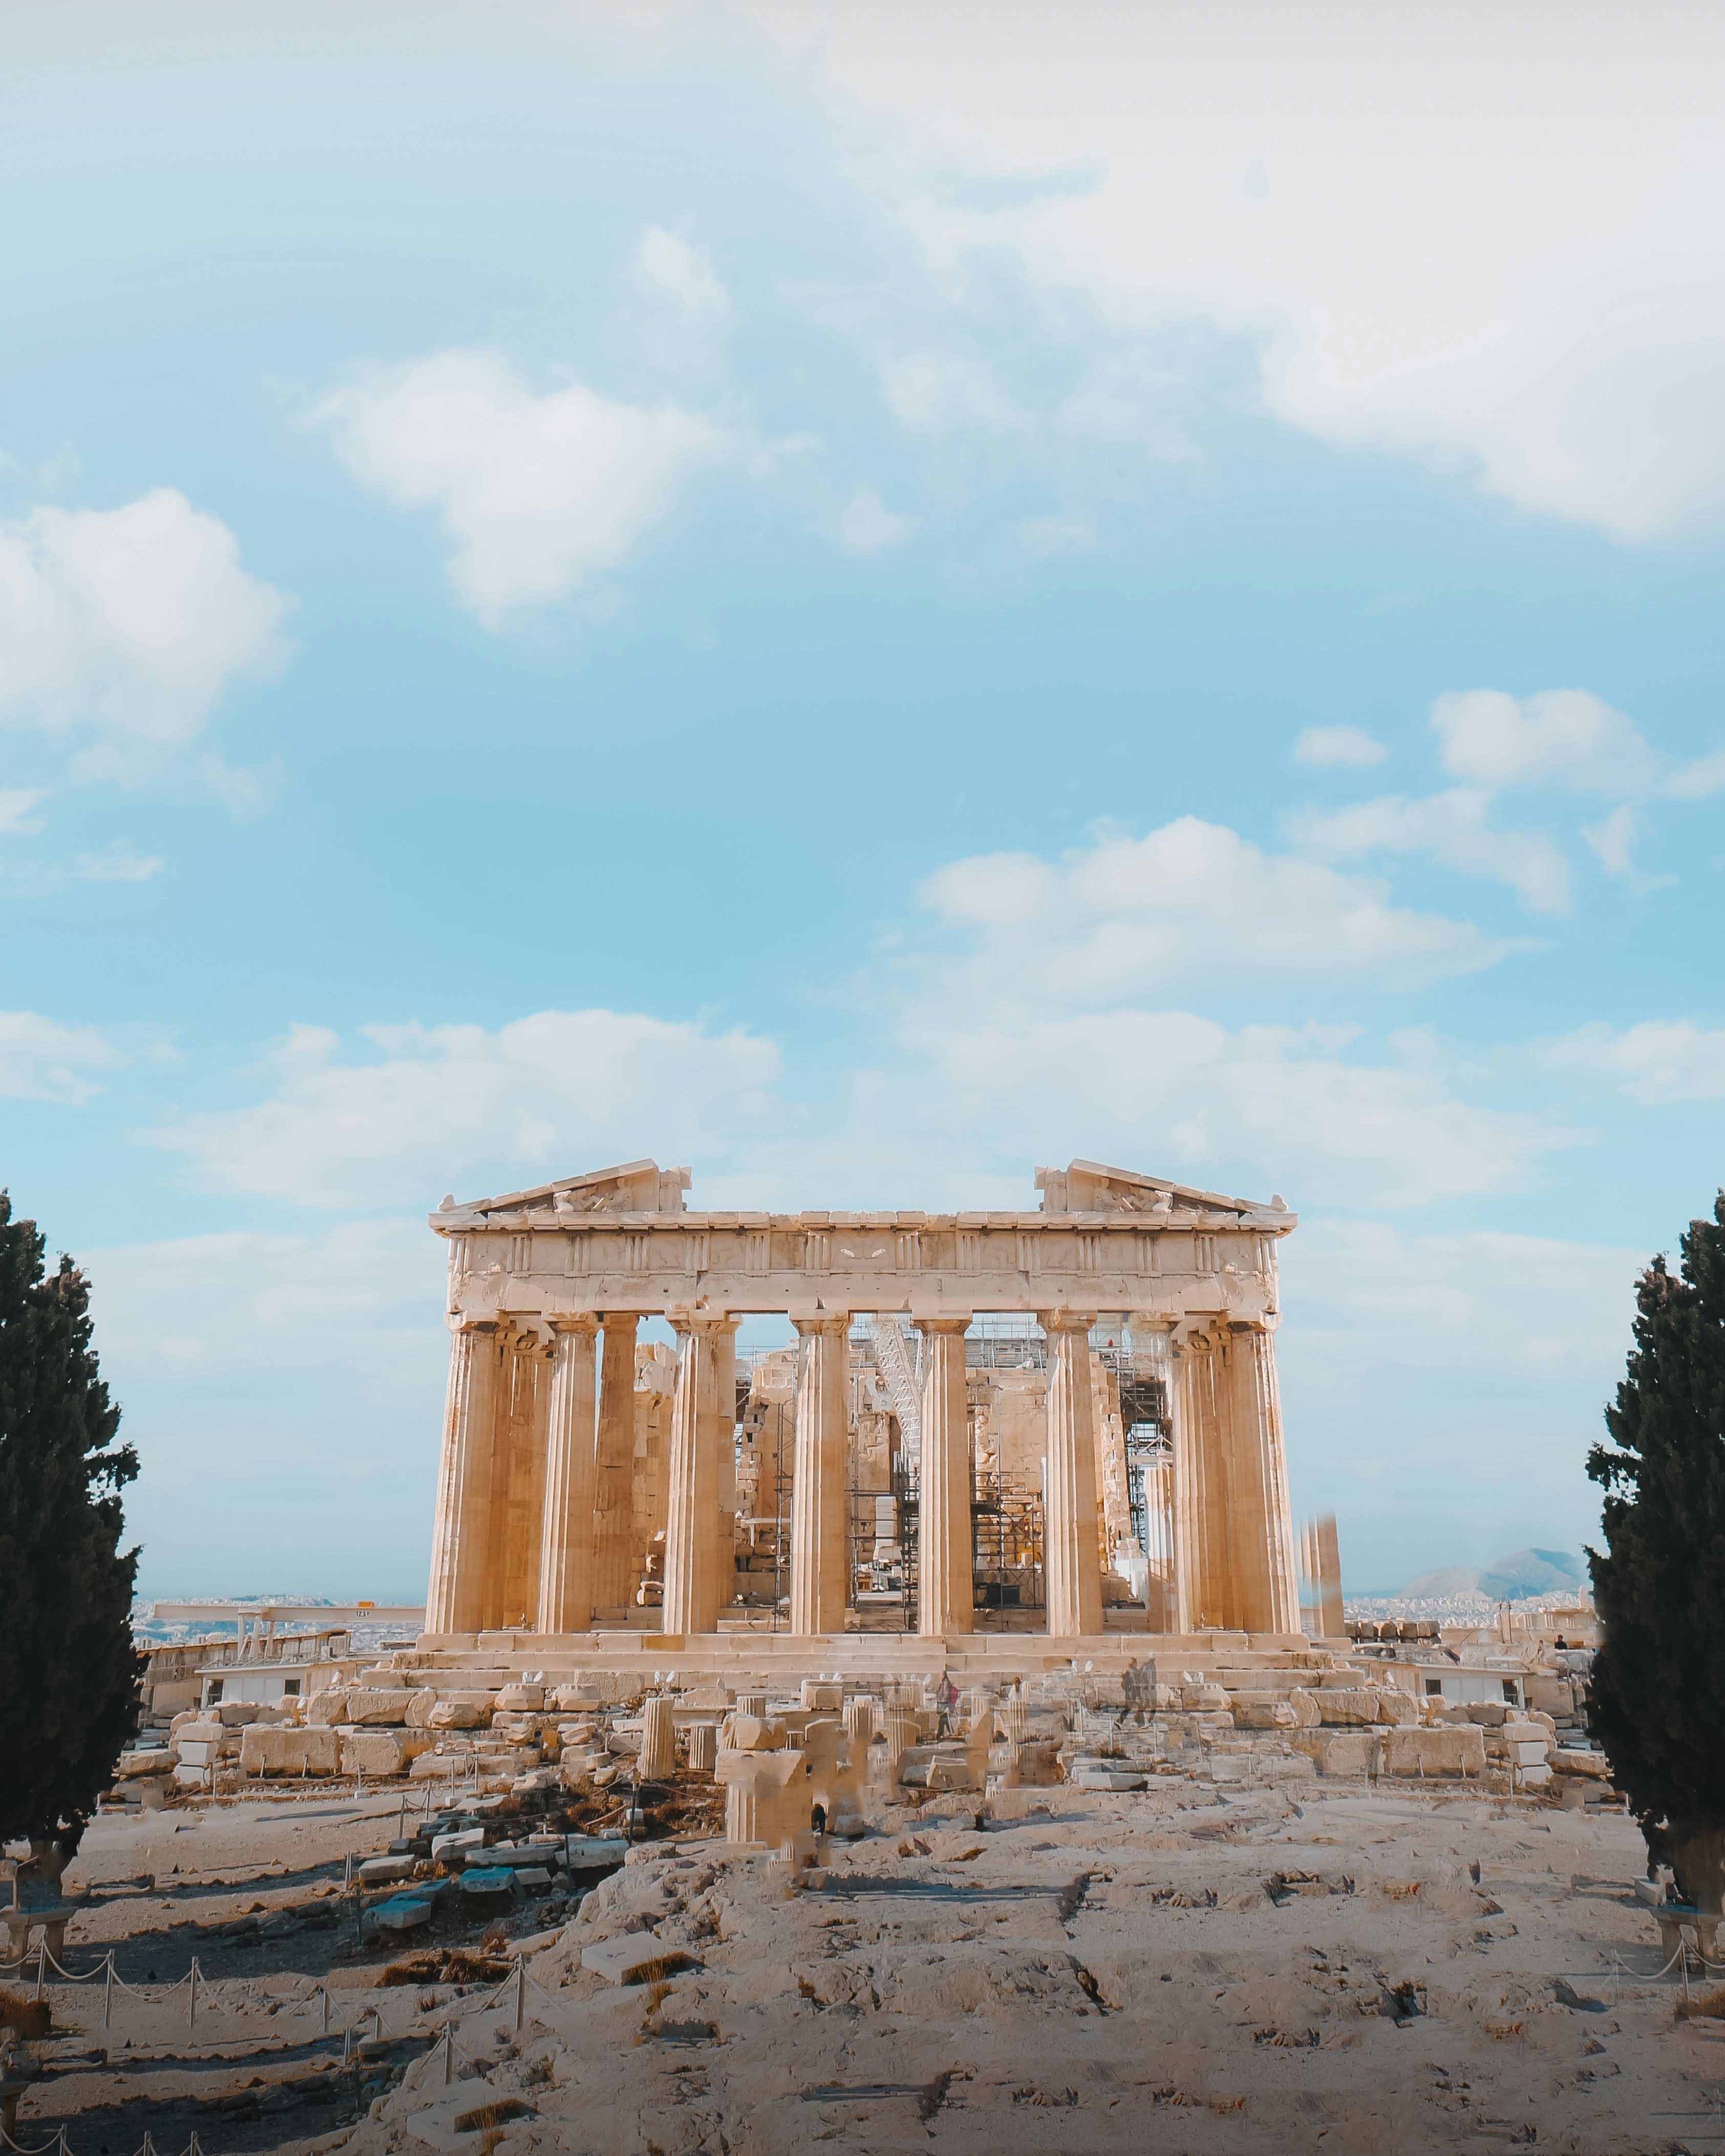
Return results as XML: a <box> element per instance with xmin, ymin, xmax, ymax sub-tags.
<box><xmin>1227</xmin><ymin>1315</ymin><xmax>1277</xmax><ymax>1337</ymax></box>
<box><xmin>912</xmin><ymin>1315</ymin><xmax>972</xmax><ymax>1337</ymax></box>
<box><xmin>1037</xmin><ymin>1308</ymin><xmax>1097</xmax><ymax>1336</ymax></box>
<box><xmin>547</xmin><ymin>1311</ymin><xmax>600</xmax><ymax>1337</ymax></box>
<box><xmin>667</xmin><ymin>1306</ymin><xmax>741</xmax><ymax>1337</ymax></box>
<box><xmin>449</xmin><ymin>1315</ymin><xmax>499</xmax><ymax>1337</ymax></box>
<box><xmin>792</xmin><ymin>1311</ymin><xmax>851</xmax><ymax>1338</ymax></box>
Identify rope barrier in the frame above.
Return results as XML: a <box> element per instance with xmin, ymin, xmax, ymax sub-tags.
<box><xmin>2</xmin><ymin>2134</ymin><xmax>212</xmax><ymax>2156</ymax></box>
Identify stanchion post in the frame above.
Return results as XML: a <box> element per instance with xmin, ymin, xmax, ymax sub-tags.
<box><xmin>33</xmin><ymin>1937</ymin><xmax>46</xmax><ymax>2001</ymax></box>
<box><xmin>515</xmin><ymin>1960</ymin><xmax>526</xmax><ymax>2034</ymax></box>
<box><xmin>322</xmin><ymin>1985</ymin><xmax>331</xmax><ymax>2035</ymax></box>
<box><xmin>188</xmin><ymin>1957</ymin><xmax>199</xmax><ymax>2039</ymax></box>
<box><xmin>103</xmin><ymin>1949</ymin><xmax>114</xmax><ymax>2031</ymax></box>
<box><xmin>442</xmin><ymin>2024</ymin><xmax>454</xmax><ymax>2085</ymax></box>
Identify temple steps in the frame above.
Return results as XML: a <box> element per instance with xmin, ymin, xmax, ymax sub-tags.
<box><xmin>405</xmin><ymin>1628</ymin><xmax>1319</xmax><ymax>1691</ymax></box>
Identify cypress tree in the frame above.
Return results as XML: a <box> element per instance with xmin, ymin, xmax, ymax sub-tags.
<box><xmin>1587</xmin><ymin>1193</ymin><xmax>1725</xmax><ymax>1909</ymax></box>
<box><xmin>0</xmin><ymin>1192</ymin><xmax>142</xmax><ymax>1879</ymax></box>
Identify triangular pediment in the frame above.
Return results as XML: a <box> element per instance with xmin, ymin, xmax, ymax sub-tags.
<box><xmin>434</xmin><ymin>1159</ymin><xmax>689</xmax><ymax>1223</ymax></box>
<box><xmin>1037</xmin><ymin>1159</ymin><xmax>1287</xmax><ymax>1220</ymax></box>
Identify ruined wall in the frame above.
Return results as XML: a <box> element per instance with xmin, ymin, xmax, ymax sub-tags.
<box><xmin>629</xmin><ymin>1342</ymin><xmax>677</xmax><ymax>1600</ymax></box>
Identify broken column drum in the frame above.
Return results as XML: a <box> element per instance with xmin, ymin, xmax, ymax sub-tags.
<box><xmin>422</xmin><ymin>1156</ymin><xmax>1301</xmax><ymax>1646</ymax></box>
<box><xmin>639</xmin><ymin>1694</ymin><xmax>676</xmax><ymax>1781</ymax></box>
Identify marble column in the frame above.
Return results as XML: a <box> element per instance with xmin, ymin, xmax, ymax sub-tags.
<box><xmin>1170</xmin><ymin>1325</ymin><xmax>1228</xmax><ymax>1633</ymax></box>
<box><xmin>425</xmin><ymin>1319</ymin><xmax>500</xmax><ymax>1635</ymax></box>
<box><xmin>790</xmin><ymin>1311</ymin><xmax>850</xmax><ymax>1636</ymax></box>
<box><xmin>914</xmin><ymin>1317</ymin><xmax>973</xmax><ymax>1637</ymax></box>
<box><xmin>590</xmin><ymin>1313</ymin><xmax>639</xmax><ymax>1614</ymax></box>
<box><xmin>488</xmin><ymin>1330</ymin><xmax>551</xmax><ymax>1631</ymax></box>
<box><xmin>663</xmin><ymin>1313</ymin><xmax>739</xmax><ymax>1638</ymax></box>
<box><xmin>534</xmin><ymin>1314</ymin><xmax>600</xmax><ymax>1636</ymax></box>
<box><xmin>1040</xmin><ymin>1311</ymin><xmax>1104</xmax><ymax>1638</ymax></box>
<box><xmin>1221</xmin><ymin>1320</ymin><xmax>1300</xmax><ymax>1635</ymax></box>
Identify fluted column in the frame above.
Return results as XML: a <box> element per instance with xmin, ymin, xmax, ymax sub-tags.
<box><xmin>591</xmin><ymin>1313</ymin><xmax>638</xmax><ymax>1614</ymax></box>
<box><xmin>426</xmin><ymin>1319</ymin><xmax>500</xmax><ymax>1635</ymax></box>
<box><xmin>914</xmin><ymin>1317</ymin><xmax>973</xmax><ymax>1637</ymax></box>
<box><xmin>663</xmin><ymin>1313</ymin><xmax>739</xmax><ymax>1638</ymax></box>
<box><xmin>535</xmin><ymin>1315</ymin><xmax>600</xmax><ymax>1635</ymax></box>
<box><xmin>1170</xmin><ymin>1326</ymin><xmax>1226</xmax><ymax>1633</ymax></box>
<box><xmin>1223</xmin><ymin>1320</ymin><xmax>1300</xmax><ymax>1634</ymax></box>
<box><xmin>790</xmin><ymin>1311</ymin><xmax>850</xmax><ymax>1635</ymax></box>
<box><xmin>1040</xmin><ymin>1311</ymin><xmax>1104</xmax><ymax>1638</ymax></box>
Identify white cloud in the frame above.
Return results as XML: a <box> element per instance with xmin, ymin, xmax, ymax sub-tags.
<box><xmin>1550</xmin><ymin>1019</ymin><xmax>1725</xmax><ymax>1104</ymax></box>
<box><xmin>880</xmin><ymin>349</ymin><xmax>1020</xmax><ymax>432</ymax></box>
<box><xmin>1277</xmin><ymin>1219</ymin><xmax>1639</xmax><ymax>1576</ymax></box>
<box><xmin>1665</xmin><ymin>750</ymin><xmax>1725</xmax><ymax>801</ymax></box>
<box><xmin>1288</xmin><ymin>788</ymin><xmax>1571</xmax><ymax>914</ymax></box>
<box><xmin>0</xmin><ymin>489</ymin><xmax>288</xmax><ymax>774</ymax></box>
<box><xmin>1294</xmin><ymin>725</ymin><xmax>1386</xmax><ymax>770</ymax></box>
<box><xmin>742</xmin><ymin>1</ymin><xmax>1725</xmax><ymax>538</ymax></box>
<box><xmin>1431</xmin><ymin>688</ymin><xmax>1665</xmax><ymax>796</ymax></box>
<box><xmin>1015</xmin><ymin>514</ymin><xmax>1095</xmax><ymax>558</ymax></box>
<box><xmin>886</xmin><ymin>817</ymin><xmax>1573</xmax><ymax>1207</ymax></box>
<box><xmin>1432</xmin><ymin>687</ymin><xmax>1725</xmax><ymax>806</ymax></box>
<box><xmin>0</xmin><ymin>788</ymin><xmax>47</xmax><ymax>834</ymax></box>
<box><xmin>836</xmin><ymin>486</ymin><xmax>915</xmax><ymax>552</ymax></box>
<box><xmin>0</xmin><ymin>1010</ymin><xmax>125</xmax><ymax>1103</ymax></box>
<box><xmin>313</xmin><ymin>349</ymin><xmax>727</xmax><ymax>624</ymax></box>
<box><xmin>89</xmin><ymin>1220</ymin><xmax>448</xmax><ymax>1596</ymax></box>
<box><xmin>633</xmin><ymin>226</ymin><xmax>730</xmax><ymax>319</ymax></box>
<box><xmin>1581</xmin><ymin>803</ymin><xmax>1642</xmax><ymax>881</ymax></box>
<box><xmin>921</xmin><ymin>815</ymin><xmax>1513</xmax><ymax>998</ymax></box>
<box><xmin>148</xmin><ymin>1008</ymin><xmax>784</xmax><ymax>1208</ymax></box>
<box><xmin>72</xmin><ymin>842</ymin><xmax>163</xmax><ymax>884</ymax></box>
<box><xmin>897</xmin><ymin>1004</ymin><xmax>1570</xmax><ymax>1210</ymax></box>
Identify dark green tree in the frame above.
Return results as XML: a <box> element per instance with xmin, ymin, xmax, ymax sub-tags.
<box><xmin>1588</xmin><ymin>1193</ymin><xmax>1725</xmax><ymax>1909</ymax></box>
<box><xmin>0</xmin><ymin>1192</ymin><xmax>141</xmax><ymax>1880</ymax></box>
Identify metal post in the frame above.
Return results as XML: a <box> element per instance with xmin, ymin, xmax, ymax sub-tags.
<box><xmin>442</xmin><ymin>2024</ymin><xmax>454</xmax><ymax>2085</ymax></box>
<box><xmin>33</xmin><ymin>1936</ymin><xmax>46</xmax><ymax>2000</ymax></box>
<box><xmin>188</xmin><ymin>1957</ymin><xmax>198</xmax><ymax>2038</ymax></box>
<box><xmin>321</xmin><ymin>1985</ymin><xmax>331</xmax><ymax>2035</ymax></box>
<box><xmin>515</xmin><ymin>1960</ymin><xmax>526</xmax><ymax>2033</ymax></box>
<box><xmin>103</xmin><ymin>1949</ymin><xmax>114</xmax><ymax>2031</ymax></box>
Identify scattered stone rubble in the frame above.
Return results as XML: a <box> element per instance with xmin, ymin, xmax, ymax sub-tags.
<box><xmin>22</xmin><ymin>1619</ymin><xmax>1686</xmax><ymax>2156</ymax></box>
<box><xmin>104</xmin><ymin>1618</ymin><xmax>1616</xmax><ymax>1832</ymax></box>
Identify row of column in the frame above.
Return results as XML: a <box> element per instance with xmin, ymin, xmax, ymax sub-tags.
<box><xmin>1169</xmin><ymin>1320</ymin><xmax>1299</xmax><ymax>1635</ymax></box>
<box><xmin>425</xmin><ymin>1306</ymin><xmax>1296</xmax><ymax>1641</ymax></box>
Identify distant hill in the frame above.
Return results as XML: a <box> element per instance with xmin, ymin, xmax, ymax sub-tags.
<box><xmin>1478</xmin><ymin>1547</ymin><xmax>1584</xmax><ymax>1600</ymax></box>
<box><xmin>1399</xmin><ymin>1564</ymin><xmax>1484</xmax><ymax>1598</ymax></box>
<box><xmin>1395</xmin><ymin>1547</ymin><xmax>1585</xmax><ymax>1602</ymax></box>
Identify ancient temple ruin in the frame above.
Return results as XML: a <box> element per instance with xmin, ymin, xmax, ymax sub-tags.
<box><xmin>423</xmin><ymin>1159</ymin><xmax>1301</xmax><ymax>1653</ymax></box>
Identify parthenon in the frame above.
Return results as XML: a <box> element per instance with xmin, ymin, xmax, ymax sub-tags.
<box><xmin>423</xmin><ymin>1158</ymin><xmax>1302</xmax><ymax>1652</ymax></box>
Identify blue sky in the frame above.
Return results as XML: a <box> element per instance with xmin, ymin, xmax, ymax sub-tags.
<box><xmin>5</xmin><ymin>2</ymin><xmax>1723</xmax><ymax>1596</ymax></box>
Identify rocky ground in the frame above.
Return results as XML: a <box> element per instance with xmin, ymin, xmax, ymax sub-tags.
<box><xmin>10</xmin><ymin>1777</ymin><xmax>1719</xmax><ymax>2155</ymax></box>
